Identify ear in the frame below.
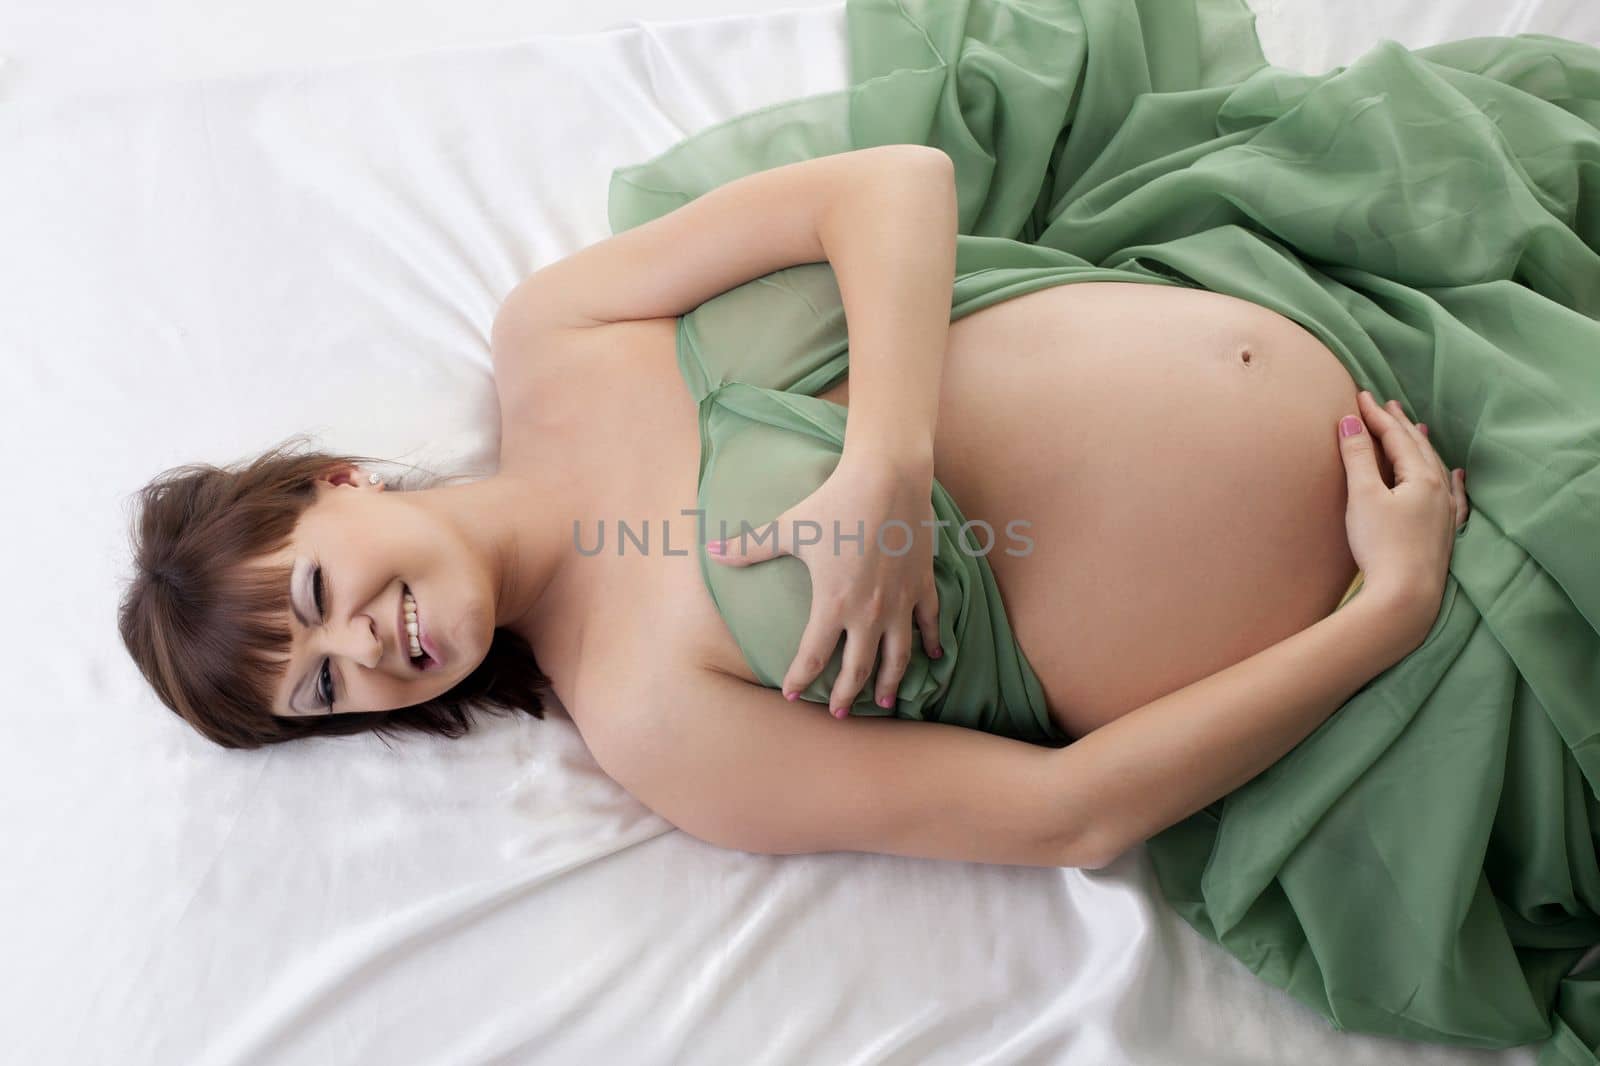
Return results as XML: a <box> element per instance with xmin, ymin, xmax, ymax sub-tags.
<box><xmin>317</xmin><ymin>463</ymin><xmax>379</xmax><ymax>491</ymax></box>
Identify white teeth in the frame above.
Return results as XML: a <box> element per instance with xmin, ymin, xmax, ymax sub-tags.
<box><xmin>403</xmin><ymin>589</ymin><xmax>423</xmax><ymax>660</ymax></box>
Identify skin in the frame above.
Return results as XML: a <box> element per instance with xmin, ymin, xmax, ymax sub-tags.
<box><xmin>267</xmin><ymin>282</ymin><xmax>1465</xmax><ymax>737</ymax></box>
<box><xmin>265</xmin><ymin>465</ymin><xmax>577</xmax><ymax>719</ymax></box>
<box><xmin>263</xmin><ymin>146</ymin><xmax>1419</xmax><ymax>741</ymax></box>
<box><xmin>244</xmin><ymin>143</ymin><xmax>1467</xmax><ymax>872</ymax></box>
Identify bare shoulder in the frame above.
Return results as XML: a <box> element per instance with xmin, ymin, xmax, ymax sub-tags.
<box><xmin>490</xmin><ymin>292</ymin><xmax>677</xmax><ymax>404</ymax></box>
<box><xmin>491</xmin><ymin>313</ymin><xmax>681</xmax><ymax>458</ymax></box>
<box><xmin>562</xmin><ymin>653</ymin><xmax>711</xmax><ymax>781</ymax></box>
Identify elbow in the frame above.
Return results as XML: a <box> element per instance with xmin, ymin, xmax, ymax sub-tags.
<box><xmin>1074</xmin><ymin>848</ymin><xmax>1117</xmax><ymax>872</ymax></box>
<box><xmin>913</xmin><ymin>144</ymin><xmax>954</xmax><ymax>177</ymax></box>
<box><xmin>1064</xmin><ymin>829</ymin><xmax>1127</xmax><ymax>872</ymax></box>
<box><xmin>1067</xmin><ymin>847</ymin><xmax>1112</xmax><ymax>872</ymax></box>
<box><xmin>875</xmin><ymin>143</ymin><xmax>954</xmax><ymax>182</ymax></box>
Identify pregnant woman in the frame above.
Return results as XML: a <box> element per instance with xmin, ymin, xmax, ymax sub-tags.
<box><xmin>118</xmin><ymin>0</ymin><xmax>1600</xmax><ymax>1059</ymax></box>
<box><xmin>472</xmin><ymin>143</ymin><xmax>1464</xmax><ymax>872</ymax></box>
<box><xmin>121</xmin><ymin>142</ymin><xmax>1466</xmax><ymax>816</ymax></box>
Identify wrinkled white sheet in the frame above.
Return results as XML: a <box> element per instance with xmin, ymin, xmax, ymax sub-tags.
<box><xmin>3</xmin><ymin>1</ymin><xmax>1594</xmax><ymax>1063</ymax></box>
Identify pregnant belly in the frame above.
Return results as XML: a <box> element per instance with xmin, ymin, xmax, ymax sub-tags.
<box><xmin>826</xmin><ymin>281</ymin><xmax>1372</xmax><ymax>740</ymax></box>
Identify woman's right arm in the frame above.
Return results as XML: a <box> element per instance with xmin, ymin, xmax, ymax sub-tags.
<box><xmin>1060</xmin><ymin>585</ymin><xmax>1428</xmax><ymax>866</ymax></box>
<box><xmin>586</xmin><ymin>589</ymin><xmax>1422</xmax><ymax>872</ymax></box>
<box><xmin>585</xmin><ymin>591</ymin><xmax>1421</xmax><ymax>872</ymax></box>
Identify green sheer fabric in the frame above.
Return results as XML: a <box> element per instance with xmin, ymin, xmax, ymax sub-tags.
<box><xmin>606</xmin><ymin>1</ymin><xmax>1600</xmax><ymax>1061</ymax></box>
<box><xmin>673</xmin><ymin>274</ymin><xmax>1071</xmax><ymax>746</ymax></box>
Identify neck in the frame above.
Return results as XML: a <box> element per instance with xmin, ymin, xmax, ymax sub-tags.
<box><xmin>408</xmin><ymin>464</ymin><xmax>586</xmax><ymax>661</ymax></box>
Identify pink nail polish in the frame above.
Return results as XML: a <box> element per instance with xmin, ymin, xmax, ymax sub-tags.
<box><xmin>930</xmin><ymin>645</ymin><xmax>943</xmax><ymax>659</ymax></box>
<box><xmin>877</xmin><ymin>696</ymin><xmax>892</xmax><ymax>709</ymax></box>
<box><xmin>834</xmin><ymin>706</ymin><xmax>849</xmax><ymax>719</ymax></box>
<box><xmin>706</xmin><ymin>540</ymin><xmax>724</xmax><ymax>556</ymax></box>
<box><xmin>784</xmin><ymin>690</ymin><xmax>797</xmax><ymax>701</ymax></box>
<box><xmin>1340</xmin><ymin>415</ymin><xmax>1362</xmax><ymax>438</ymax></box>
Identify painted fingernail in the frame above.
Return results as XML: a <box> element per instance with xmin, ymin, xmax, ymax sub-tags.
<box><xmin>1417</xmin><ymin>423</ymin><xmax>1427</xmax><ymax>434</ymax></box>
<box><xmin>930</xmin><ymin>645</ymin><xmax>944</xmax><ymax>659</ymax></box>
<box><xmin>832</xmin><ymin>706</ymin><xmax>847</xmax><ymax>719</ymax></box>
<box><xmin>784</xmin><ymin>690</ymin><xmax>797</xmax><ymax>702</ymax></box>
<box><xmin>877</xmin><ymin>696</ymin><xmax>893</xmax><ymax>708</ymax></box>
<box><xmin>1340</xmin><ymin>415</ymin><xmax>1363</xmax><ymax>438</ymax></box>
<box><xmin>706</xmin><ymin>540</ymin><xmax>724</xmax><ymax>556</ymax></box>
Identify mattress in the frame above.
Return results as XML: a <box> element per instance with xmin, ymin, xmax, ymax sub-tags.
<box><xmin>2</xmin><ymin>1</ymin><xmax>1594</xmax><ymax>1062</ymax></box>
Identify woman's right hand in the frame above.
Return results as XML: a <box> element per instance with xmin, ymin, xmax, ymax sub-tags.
<box><xmin>1337</xmin><ymin>389</ymin><xmax>1471</xmax><ymax>642</ymax></box>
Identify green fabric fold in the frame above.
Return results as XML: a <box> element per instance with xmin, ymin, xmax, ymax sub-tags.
<box><xmin>607</xmin><ymin>1</ymin><xmax>1600</xmax><ymax>1060</ymax></box>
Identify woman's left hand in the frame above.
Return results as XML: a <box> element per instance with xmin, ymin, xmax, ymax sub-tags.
<box><xmin>706</xmin><ymin>450</ymin><xmax>944</xmax><ymax>717</ymax></box>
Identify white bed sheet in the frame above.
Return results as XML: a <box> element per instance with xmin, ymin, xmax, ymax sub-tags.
<box><xmin>3</xmin><ymin>1</ymin><xmax>1594</xmax><ymax>1063</ymax></box>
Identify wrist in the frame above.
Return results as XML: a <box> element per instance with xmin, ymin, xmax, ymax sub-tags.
<box><xmin>839</xmin><ymin>434</ymin><xmax>935</xmax><ymax>481</ymax></box>
<box><xmin>1344</xmin><ymin>581</ymin><xmax>1438</xmax><ymax>661</ymax></box>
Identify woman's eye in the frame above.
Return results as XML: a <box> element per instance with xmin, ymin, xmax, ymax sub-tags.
<box><xmin>310</xmin><ymin>566</ymin><xmax>334</xmax><ymax>709</ymax></box>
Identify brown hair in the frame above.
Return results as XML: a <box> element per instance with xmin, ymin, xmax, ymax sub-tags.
<box><xmin>116</xmin><ymin>434</ymin><xmax>551</xmax><ymax>750</ymax></box>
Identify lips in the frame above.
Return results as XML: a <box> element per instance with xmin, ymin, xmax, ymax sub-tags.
<box><xmin>419</xmin><ymin>616</ymin><xmax>443</xmax><ymax>667</ymax></box>
<box><xmin>417</xmin><ymin>605</ymin><xmax>442</xmax><ymax>669</ymax></box>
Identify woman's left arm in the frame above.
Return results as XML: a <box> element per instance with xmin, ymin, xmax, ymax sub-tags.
<box><xmin>708</xmin><ymin>150</ymin><xmax>959</xmax><ymax>715</ymax></box>
<box><xmin>819</xmin><ymin>146</ymin><xmax>957</xmax><ymax>467</ymax></box>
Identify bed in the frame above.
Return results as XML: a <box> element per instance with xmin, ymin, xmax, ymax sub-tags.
<box><xmin>4</xmin><ymin>0</ymin><xmax>1596</xmax><ymax>1062</ymax></box>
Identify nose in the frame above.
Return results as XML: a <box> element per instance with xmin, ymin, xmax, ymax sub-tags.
<box><xmin>329</xmin><ymin>615</ymin><xmax>383</xmax><ymax>670</ymax></box>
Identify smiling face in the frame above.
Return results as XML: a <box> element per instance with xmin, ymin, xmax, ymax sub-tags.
<box><xmin>262</xmin><ymin>466</ymin><xmax>500</xmax><ymax>719</ymax></box>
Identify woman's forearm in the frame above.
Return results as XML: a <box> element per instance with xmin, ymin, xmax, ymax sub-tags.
<box><xmin>1057</xmin><ymin>589</ymin><xmax>1429</xmax><ymax>867</ymax></box>
<box><xmin>815</xmin><ymin>146</ymin><xmax>957</xmax><ymax>470</ymax></box>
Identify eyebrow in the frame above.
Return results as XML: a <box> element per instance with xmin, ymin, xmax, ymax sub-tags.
<box><xmin>290</xmin><ymin>559</ymin><xmax>311</xmax><ymax>628</ymax></box>
<box><xmin>287</xmin><ymin>560</ymin><xmax>313</xmax><ymax>714</ymax></box>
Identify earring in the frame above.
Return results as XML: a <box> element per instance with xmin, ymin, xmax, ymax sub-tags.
<box><xmin>367</xmin><ymin>472</ymin><xmax>384</xmax><ymax>486</ymax></box>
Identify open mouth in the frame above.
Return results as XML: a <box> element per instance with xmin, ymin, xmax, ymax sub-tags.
<box><xmin>402</xmin><ymin>584</ymin><xmax>439</xmax><ymax>671</ymax></box>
